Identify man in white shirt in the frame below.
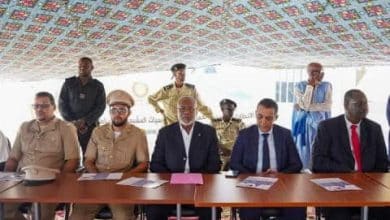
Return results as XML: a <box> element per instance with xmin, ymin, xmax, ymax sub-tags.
<box><xmin>148</xmin><ymin>96</ymin><xmax>220</xmax><ymax>220</ymax></box>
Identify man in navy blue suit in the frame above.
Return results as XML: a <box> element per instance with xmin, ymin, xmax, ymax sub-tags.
<box><xmin>312</xmin><ymin>89</ymin><xmax>389</xmax><ymax>220</ymax></box>
<box><xmin>147</xmin><ymin>96</ymin><xmax>221</xmax><ymax>220</ymax></box>
<box><xmin>230</xmin><ymin>98</ymin><xmax>305</xmax><ymax>220</ymax></box>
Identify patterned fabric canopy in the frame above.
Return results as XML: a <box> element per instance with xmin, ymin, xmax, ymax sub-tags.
<box><xmin>0</xmin><ymin>0</ymin><xmax>389</xmax><ymax>80</ymax></box>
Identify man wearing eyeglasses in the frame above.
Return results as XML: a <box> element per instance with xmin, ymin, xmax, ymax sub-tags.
<box><xmin>58</xmin><ymin>57</ymin><xmax>106</xmax><ymax>154</ymax></box>
<box><xmin>70</xmin><ymin>90</ymin><xmax>149</xmax><ymax>220</ymax></box>
<box><xmin>4</xmin><ymin>91</ymin><xmax>80</xmax><ymax>220</ymax></box>
<box><xmin>292</xmin><ymin>62</ymin><xmax>332</xmax><ymax>169</ymax></box>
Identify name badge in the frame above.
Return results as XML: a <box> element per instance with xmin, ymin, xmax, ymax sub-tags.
<box><xmin>79</xmin><ymin>93</ymin><xmax>86</xmax><ymax>99</ymax></box>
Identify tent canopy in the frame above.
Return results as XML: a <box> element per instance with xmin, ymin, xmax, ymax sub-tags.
<box><xmin>0</xmin><ymin>0</ymin><xmax>389</xmax><ymax>80</ymax></box>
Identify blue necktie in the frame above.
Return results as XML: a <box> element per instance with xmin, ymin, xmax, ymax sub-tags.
<box><xmin>262</xmin><ymin>133</ymin><xmax>270</xmax><ymax>172</ymax></box>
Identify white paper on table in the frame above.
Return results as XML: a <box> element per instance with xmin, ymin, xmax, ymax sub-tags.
<box><xmin>311</xmin><ymin>178</ymin><xmax>362</xmax><ymax>191</ymax></box>
<box><xmin>117</xmin><ymin>177</ymin><xmax>168</xmax><ymax>188</ymax></box>
<box><xmin>77</xmin><ymin>173</ymin><xmax>123</xmax><ymax>181</ymax></box>
<box><xmin>236</xmin><ymin>176</ymin><xmax>278</xmax><ymax>190</ymax></box>
<box><xmin>0</xmin><ymin>172</ymin><xmax>24</xmax><ymax>181</ymax></box>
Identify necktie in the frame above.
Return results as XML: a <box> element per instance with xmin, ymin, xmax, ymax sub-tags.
<box><xmin>262</xmin><ymin>133</ymin><xmax>270</xmax><ymax>172</ymax></box>
<box><xmin>351</xmin><ymin>125</ymin><xmax>362</xmax><ymax>171</ymax></box>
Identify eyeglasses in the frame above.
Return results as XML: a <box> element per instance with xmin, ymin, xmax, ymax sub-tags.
<box><xmin>32</xmin><ymin>104</ymin><xmax>51</xmax><ymax>109</ymax></box>
<box><xmin>110</xmin><ymin>107</ymin><xmax>129</xmax><ymax>115</ymax></box>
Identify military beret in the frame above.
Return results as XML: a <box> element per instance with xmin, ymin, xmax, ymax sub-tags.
<box><xmin>220</xmin><ymin>99</ymin><xmax>237</xmax><ymax>108</ymax></box>
<box><xmin>170</xmin><ymin>63</ymin><xmax>186</xmax><ymax>72</ymax></box>
<box><xmin>107</xmin><ymin>90</ymin><xmax>134</xmax><ymax>107</ymax></box>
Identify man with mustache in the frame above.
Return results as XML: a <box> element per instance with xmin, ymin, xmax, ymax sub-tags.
<box><xmin>71</xmin><ymin>90</ymin><xmax>149</xmax><ymax>220</ymax></box>
<box><xmin>147</xmin><ymin>96</ymin><xmax>220</xmax><ymax>220</ymax></box>
<box><xmin>4</xmin><ymin>91</ymin><xmax>80</xmax><ymax>220</ymax></box>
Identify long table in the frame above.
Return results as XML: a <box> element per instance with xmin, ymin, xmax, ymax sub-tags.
<box><xmin>1</xmin><ymin>173</ymin><xmax>390</xmax><ymax>220</ymax></box>
<box><xmin>0</xmin><ymin>173</ymin><xmax>194</xmax><ymax>220</ymax></box>
<box><xmin>0</xmin><ymin>180</ymin><xmax>22</xmax><ymax>219</ymax></box>
<box><xmin>365</xmin><ymin>173</ymin><xmax>390</xmax><ymax>189</ymax></box>
<box><xmin>195</xmin><ymin>173</ymin><xmax>390</xmax><ymax>220</ymax></box>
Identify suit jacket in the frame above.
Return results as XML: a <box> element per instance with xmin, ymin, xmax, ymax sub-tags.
<box><xmin>312</xmin><ymin>115</ymin><xmax>388</xmax><ymax>173</ymax></box>
<box><xmin>150</xmin><ymin>121</ymin><xmax>221</xmax><ymax>173</ymax></box>
<box><xmin>230</xmin><ymin>124</ymin><xmax>302</xmax><ymax>173</ymax></box>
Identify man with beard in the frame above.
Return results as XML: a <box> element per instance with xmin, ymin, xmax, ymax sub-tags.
<box><xmin>148</xmin><ymin>63</ymin><xmax>213</xmax><ymax>126</ymax></box>
<box><xmin>312</xmin><ymin>89</ymin><xmax>389</xmax><ymax>220</ymax></box>
<box><xmin>147</xmin><ymin>96</ymin><xmax>221</xmax><ymax>220</ymax></box>
<box><xmin>59</xmin><ymin>57</ymin><xmax>106</xmax><ymax>154</ymax></box>
<box><xmin>70</xmin><ymin>90</ymin><xmax>149</xmax><ymax>220</ymax></box>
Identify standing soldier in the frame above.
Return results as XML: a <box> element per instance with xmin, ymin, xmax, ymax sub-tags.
<box><xmin>212</xmin><ymin>99</ymin><xmax>245</xmax><ymax>171</ymax></box>
<box><xmin>58</xmin><ymin>57</ymin><xmax>106</xmax><ymax>154</ymax></box>
<box><xmin>148</xmin><ymin>63</ymin><xmax>213</xmax><ymax>126</ymax></box>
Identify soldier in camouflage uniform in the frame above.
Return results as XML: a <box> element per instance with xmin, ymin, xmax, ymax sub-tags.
<box><xmin>212</xmin><ymin>99</ymin><xmax>245</xmax><ymax>171</ymax></box>
<box><xmin>148</xmin><ymin>63</ymin><xmax>213</xmax><ymax>126</ymax></box>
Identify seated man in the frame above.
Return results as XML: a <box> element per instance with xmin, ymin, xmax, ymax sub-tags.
<box><xmin>70</xmin><ymin>90</ymin><xmax>149</xmax><ymax>220</ymax></box>
<box><xmin>4</xmin><ymin>91</ymin><xmax>80</xmax><ymax>220</ymax></box>
<box><xmin>312</xmin><ymin>89</ymin><xmax>389</xmax><ymax>220</ymax></box>
<box><xmin>230</xmin><ymin>98</ymin><xmax>305</xmax><ymax>220</ymax></box>
<box><xmin>147</xmin><ymin>96</ymin><xmax>221</xmax><ymax>220</ymax></box>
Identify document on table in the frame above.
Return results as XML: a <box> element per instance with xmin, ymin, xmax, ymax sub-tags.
<box><xmin>0</xmin><ymin>172</ymin><xmax>24</xmax><ymax>181</ymax></box>
<box><xmin>236</xmin><ymin>176</ymin><xmax>278</xmax><ymax>190</ymax></box>
<box><xmin>311</xmin><ymin>178</ymin><xmax>362</xmax><ymax>191</ymax></box>
<box><xmin>170</xmin><ymin>173</ymin><xmax>203</xmax><ymax>184</ymax></box>
<box><xmin>78</xmin><ymin>173</ymin><xmax>123</xmax><ymax>181</ymax></box>
<box><xmin>117</xmin><ymin>177</ymin><xmax>168</xmax><ymax>188</ymax></box>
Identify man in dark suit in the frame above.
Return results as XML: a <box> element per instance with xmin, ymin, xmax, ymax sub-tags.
<box><xmin>312</xmin><ymin>89</ymin><xmax>389</xmax><ymax>220</ymax></box>
<box><xmin>147</xmin><ymin>96</ymin><xmax>221</xmax><ymax>220</ymax></box>
<box><xmin>230</xmin><ymin>98</ymin><xmax>305</xmax><ymax>220</ymax></box>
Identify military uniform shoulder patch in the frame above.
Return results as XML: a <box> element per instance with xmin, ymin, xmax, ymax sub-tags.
<box><xmin>184</xmin><ymin>83</ymin><xmax>195</xmax><ymax>89</ymax></box>
<box><xmin>163</xmin><ymin>84</ymin><xmax>173</xmax><ymax>91</ymax></box>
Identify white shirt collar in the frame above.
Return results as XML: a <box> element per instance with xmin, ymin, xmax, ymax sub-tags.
<box><xmin>258</xmin><ymin>126</ymin><xmax>273</xmax><ymax>136</ymax></box>
<box><xmin>179</xmin><ymin>123</ymin><xmax>194</xmax><ymax>135</ymax></box>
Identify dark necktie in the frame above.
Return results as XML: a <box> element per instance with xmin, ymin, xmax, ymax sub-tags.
<box><xmin>262</xmin><ymin>133</ymin><xmax>270</xmax><ymax>172</ymax></box>
<box><xmin>351</xmin><ymin>125</ymin><xmax>362</xmax><ymax>171</ymax></box>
